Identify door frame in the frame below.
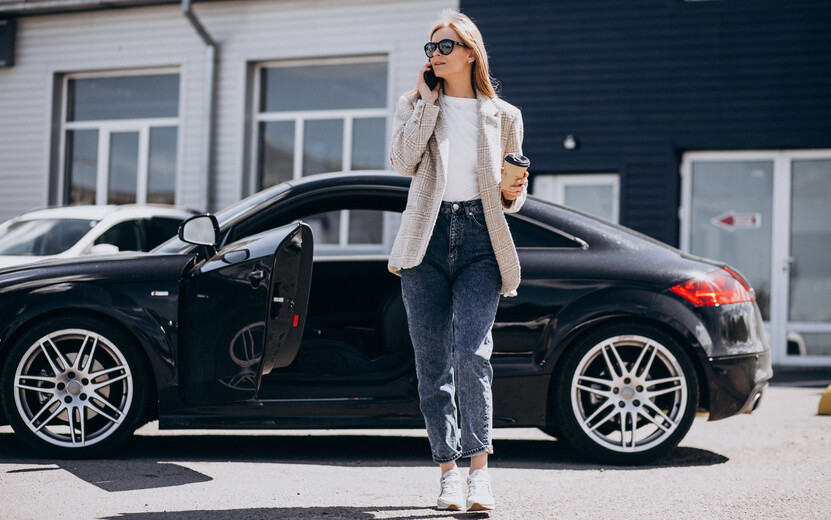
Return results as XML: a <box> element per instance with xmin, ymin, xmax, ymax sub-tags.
<box><xmin>680</xmin><ymin>149</ymin><xmax>831</xmax><ymax>367</ymax></box>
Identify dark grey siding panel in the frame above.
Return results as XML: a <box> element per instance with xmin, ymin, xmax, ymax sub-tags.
<box><xmin>462</xmin><ymin>0</ymin><xmax>831</xmax><ymax>245</ymax></box>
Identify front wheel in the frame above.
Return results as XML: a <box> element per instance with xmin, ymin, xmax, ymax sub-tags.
<box><xmin>0</xmin><ymin>316</ymin><xmax>149</xmax><ymax>458</ymax></box>
<box><xmin>552</xmin><ymin>324</ymin><xmax>699</xmax><ymax>465</ymax></box>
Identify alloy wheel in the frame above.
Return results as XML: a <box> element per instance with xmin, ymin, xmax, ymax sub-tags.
<box><xmin>12</xmin><ymin>328</ymin><xmax>134</xmax><ymax>449</ymax></box>
<box><xmin>569</xmin><ymin>334</ymin><xmax>689</xmax><ymax>454</ymax></box>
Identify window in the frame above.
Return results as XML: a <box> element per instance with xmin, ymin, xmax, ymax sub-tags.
<box><xmin>0</xmin><ymin>218</ymin><xmax>96</xmax><ymax>256</ymax></box>
<box><xmin>94</xmin><ymin>220</ymin><xmax>142</xmax><ymax>252</ymax></box>
<box><xmin>255</xmin><ymin>57</ymin><xmax>388</xmax><ymax>190</ymax></box>
<box><xmin>62</xmin><ymin>71</ymin><xmax>180</xmax><ymax>206</ymax></box>
<box><xmin>532</xmin><ymin>174</ymin><xmax>620</xmax><ymax>223</ymax></box>
<box><xmin>234</xmin><ymin>190</ymin><xmax>404</xmax><ymax>259</ymax></box>
<box><xmin>507</xmin><ymin>215</ymin><xmax>582</xmax><ymax>248</ymax></box>
<box><xmin>144</xmin><ymin>217</ymin><xmax>187</xmax><ymax>250</ymax></box>
<box><xmin>304</xmin><ymin>209</ymin><xmax>400</xmax><ymax>257</ymax></box>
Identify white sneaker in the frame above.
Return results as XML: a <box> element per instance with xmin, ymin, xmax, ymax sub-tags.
<box><xmin>466</xmin><ymin>468</ymin><xmax>495</xmax><ymax>511</ymax></box>
<box><xmin>437</xmin><ymin>469</ymin><xmax>465</xmax><ymax>511</ymax></box>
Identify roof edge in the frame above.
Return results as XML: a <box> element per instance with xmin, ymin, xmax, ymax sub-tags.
<box><xmin>0</xmin><ymin>0</ymin><xmax>195</xmax><ymax>17</ymax></box>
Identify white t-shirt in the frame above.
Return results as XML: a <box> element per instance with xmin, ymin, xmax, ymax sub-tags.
<box><xmin>441</xmin><ymin>95</ymin><xmax>480</xmax><ymax>202</ymax></box>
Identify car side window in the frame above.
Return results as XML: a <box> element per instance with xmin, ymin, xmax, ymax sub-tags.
<box><xmin>144</xmin><ymin>217</ymin><xmax>186</xmax><ymax>250</ymax></box>
<box><xmin>305</xmin><ymin>209</ymin><xmax>400</xmax><ymax>257</ymax></box>
<box><xmin>94</xmin><ymin>220</ymin><xmax>143</xmax><ymax>252</ymax></box>
<box><xmin>507</xmin><ymin>215</ymin><xmax>582</xmax><ymax>248</ymax></box>
<box><xmin>230</xmin><ymin>191</ymin><xmax>407</xmax><ymax>258</ymax></box>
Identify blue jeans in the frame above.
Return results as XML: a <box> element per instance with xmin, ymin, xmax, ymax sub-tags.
<box><xmin>400</xmin><ymin>199</ymin><xmax>502</xmax><ymax>464</ymax></box>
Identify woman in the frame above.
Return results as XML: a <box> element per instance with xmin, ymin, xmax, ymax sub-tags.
<box><xmin>387</xmin><ymin>9</ymin><xmax>528</xmax><ymax>512</ymax></box>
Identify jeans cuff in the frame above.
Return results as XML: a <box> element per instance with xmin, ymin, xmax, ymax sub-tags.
<box><xmin>460</xmin><ymin>445</ymin><xmax>493</xmax><ymax>458</ymax></box>
<box><xmin>433</xmin><ymin>451</ymin><xmax>463</xmax><ymax>464</ymax></box>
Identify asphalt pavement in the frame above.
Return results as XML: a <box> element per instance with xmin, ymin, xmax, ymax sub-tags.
<box><xmin>1</xmin><ymin>378</ymin><xmax>830</xmax><ymax>520</ymax></box>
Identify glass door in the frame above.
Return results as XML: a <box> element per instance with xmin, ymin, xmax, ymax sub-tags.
<box><xmin>788</xmin><ymin>159</ymin><xmax>831</xmax><ymax>358</ymax></box>
<box><xmin>681</xmin><ymin>151</ymin><xmax>831</xmax><ymax>366</ymax></box>
<box><xmin>683</xmin><ymin>160</ymin><xmax>773</xmax><ymax>319</ymax></box>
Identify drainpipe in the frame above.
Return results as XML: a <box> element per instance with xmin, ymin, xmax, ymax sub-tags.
<box><xmin>182</xmin><ymin>0</ymin><xmax>216</xmax><ymax>212</ymax></box>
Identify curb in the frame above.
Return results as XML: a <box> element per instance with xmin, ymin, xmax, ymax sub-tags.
<box><xmin>819</xmin><ymin>384</ymin><xmax>831</xmax><ymax>416</ymax></box>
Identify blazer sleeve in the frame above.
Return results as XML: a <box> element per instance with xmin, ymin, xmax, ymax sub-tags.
<box><xmin>389</xmin><ymin>93</ymin><xmax>440</xmax><ymax>177</ymax></box>
<box><xmin>501</xmin><ymin>108</ymin><xmax>526</xmax><ymax>214</ymax></box>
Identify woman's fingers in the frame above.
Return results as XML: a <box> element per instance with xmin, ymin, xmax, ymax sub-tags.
<box><xmin>501</xmin><ymin>171</ymin><xmax>528</xmax><ymax>200</ymax></box>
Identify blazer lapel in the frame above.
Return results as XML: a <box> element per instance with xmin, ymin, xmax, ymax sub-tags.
<box><xmin>434</xmin><ymin>94</ymin><xmax>450</xmax><ymax>185</ymax></box>
<box><xmin>477</xmin><ymin>94</ymin><xmax>501</xmax><ymax>195</ymax></box>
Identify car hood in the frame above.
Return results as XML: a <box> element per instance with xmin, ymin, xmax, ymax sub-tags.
<box><xmin>0</xmin><ymin>251</ymin><xmax>195</xmax><ymax>292</ymax></box>
<box><xmin>0</xmin><ymin>255</ymin><xmax>51</xmax><ymax>271</ymax></box>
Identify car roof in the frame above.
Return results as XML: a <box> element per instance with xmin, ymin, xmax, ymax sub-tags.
<box><xmin>285</xmin><ymin>170</ymin><xmax>407</xmax><ymax>190</ymax></box>
<box><xmin>10</xmin><ymin>204</ymin><xmax>196</xmax><ymax>222</ymax></box>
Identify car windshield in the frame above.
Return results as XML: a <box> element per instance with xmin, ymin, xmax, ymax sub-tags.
<box><xmin>0</xmin><ymin>218</ymin><xmax>97</xmax><ymax>256</ymax></box>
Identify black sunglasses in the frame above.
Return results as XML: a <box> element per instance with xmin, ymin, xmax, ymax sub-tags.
<box><xmin>424</xmin><ymin>39</ymin><xmax>468</xmax><ymax>58</ymax></box>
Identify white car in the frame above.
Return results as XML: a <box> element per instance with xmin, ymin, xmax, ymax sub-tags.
<box><xmin>0</xmin><ymin>204</ymin><xmax>196</xmax><ymax>271</ymax></box>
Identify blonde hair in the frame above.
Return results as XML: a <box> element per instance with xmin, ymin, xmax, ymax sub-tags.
<box><xmin>430</xmin><ymin>9</ymin><xmax>498</xmax><ymax>99</ymax></box>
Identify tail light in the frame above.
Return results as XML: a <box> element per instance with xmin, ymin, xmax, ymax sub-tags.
<box><xmin>669</xmin><ymin>267</ymin><xmax>755</xmax><ymax>307</ymax></box>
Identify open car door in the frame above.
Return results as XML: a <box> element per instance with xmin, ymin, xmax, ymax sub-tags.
<box><xmin>180</xmin><ymin>222</ymin><xmax>313</xmax><ymax>404</ymax></box>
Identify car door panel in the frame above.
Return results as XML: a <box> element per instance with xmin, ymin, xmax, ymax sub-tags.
<box><xmin>179</xmin><ymin>222</ymin><xmax>313</xmax><ymax>404</ymax></box>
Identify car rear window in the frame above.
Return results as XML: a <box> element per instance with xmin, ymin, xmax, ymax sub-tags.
<box><xmin>507</xmin><ymin>215</ymin><xmax>583</xmax><ymax>248</ymax></box>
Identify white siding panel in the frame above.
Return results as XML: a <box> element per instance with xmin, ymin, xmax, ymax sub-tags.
<box><xmin>0</xmin><ymin>0</ymin><xmax>457</xmax><ymax>221</ymax></box>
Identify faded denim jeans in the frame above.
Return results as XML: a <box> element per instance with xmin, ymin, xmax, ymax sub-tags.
<box><xmin>400</xmin><ymin>199</ymin><xmax>502</xmax><ymax>463</ymax></box>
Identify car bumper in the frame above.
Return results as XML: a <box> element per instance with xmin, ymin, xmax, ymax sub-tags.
<box><xmin>706</xmin><ymin>349</ymin><xmax>772</xmax><ymax>421</ymax></box>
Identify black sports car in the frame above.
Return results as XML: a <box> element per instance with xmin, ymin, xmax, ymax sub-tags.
<box><xmin>0</xmin><ymin>172</ymin><xmax>771</xmax><ymax>464</ymax></box>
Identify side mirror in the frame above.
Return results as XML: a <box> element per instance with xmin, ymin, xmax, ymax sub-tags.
<box><xmin>179</xmin><ymin>214</ymin><xmax>219</xmax><ymax>248</ymax></box>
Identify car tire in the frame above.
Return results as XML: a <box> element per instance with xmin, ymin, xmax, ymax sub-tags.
<box><xmin>552</xmin><ymin>323</ymin><xmax>698</xmax><ymax>465</ymax></box>
<box><xmin>0</xmin><ymin>315</ymin><xmax>149</xmax><ymax>458</ymax></box>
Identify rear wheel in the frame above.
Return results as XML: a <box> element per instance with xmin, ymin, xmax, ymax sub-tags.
<box><xmin>0</xmin><ymin>316</ymin><xmax>148</xmax><ymax>458</ymax></box>
<box><xmin>552</xmin><ymin>324</ymin><xmax>698</xmax><ymax>465</ymax></box>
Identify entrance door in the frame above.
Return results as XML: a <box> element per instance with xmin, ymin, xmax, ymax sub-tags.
<box><xmin>681</xmin><ymin>151</ymin><xmax>831</xmax><ymax>366</ymax></box>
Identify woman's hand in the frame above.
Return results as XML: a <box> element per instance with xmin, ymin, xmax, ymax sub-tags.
<box><xmin>501</xmin><ymin>170</ymin><xmax>529</xmax><ymax>202</ymax></box>
<box><xmin>417</xmin><ymin>63</ymin><xmax>440</xmax><ymax>104</ymax></box>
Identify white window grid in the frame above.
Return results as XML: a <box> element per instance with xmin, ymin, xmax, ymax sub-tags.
<box><xmin>58</xmin><ymin>68</ymin><xmax>182</xmax><ymax>206</ymax></box>
<box><xmin>252</xmin><ymin>56</ymin><xmax>391</xmax><ymax>256</ymax></box>
<box><xmin>252</xmin><ymin>56</ymin><xmax>389</xmax><ymax>184</ymax></box>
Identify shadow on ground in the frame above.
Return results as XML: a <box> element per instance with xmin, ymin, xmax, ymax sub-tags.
<box><xmin>0</xmin><ymin>429</ymin><xmax>727</xmax><ymax>494</ymax></box>
<box><xmin>101</xmin><ymin>506</ymin><xmax>490</xmax><ymax>520</ymax></box>
<box><xmin>98</xmin><ymin>506</ymin><xmax>491</xmax><ymax>520</ymax></box>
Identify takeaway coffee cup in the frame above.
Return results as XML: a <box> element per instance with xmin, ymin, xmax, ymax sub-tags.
<box><xmin>501</xmin><ymin>153</ymin><xmax>530</xmax><ymax>191</ymax></box>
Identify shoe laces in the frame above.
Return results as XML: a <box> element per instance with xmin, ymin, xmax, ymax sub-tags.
<box><xmin>467</xmin><ymin>469</ymin><xmax>491</xmax><ymax>496</ymax></box>
<box><xmin>440</xmin><ymin>470</ymin><xmax>462</xmax><ymax>495</ymax></box>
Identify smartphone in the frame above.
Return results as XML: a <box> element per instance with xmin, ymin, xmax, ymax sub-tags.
<box><xmin>423</xmin><ymin>68</ymin><xmax>442</xmax><ymax>90</ymax></box>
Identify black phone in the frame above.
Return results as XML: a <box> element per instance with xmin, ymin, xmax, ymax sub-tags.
<box><xmin>423</xmin><ymin>68</ymin><xmax>442</xmax><ymax>90</ymax></box>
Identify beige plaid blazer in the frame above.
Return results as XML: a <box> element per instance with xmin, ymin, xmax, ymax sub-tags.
<box><xmin>387</xmin><ymin>90</ymin><xmax>527</xmax><ymax>297</ymax></box>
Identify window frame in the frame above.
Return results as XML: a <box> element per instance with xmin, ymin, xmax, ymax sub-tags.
<box><xmin>58</xmin><ymin>68</ymin><xmax>182</xmax><ymax>206</ymax></box>
<box><xmin>251</xmin><ymin>56</ymin><xmax>390</xmax><ymax>190</ymax></box>
<box><xmin>250</xmin><ymin>56</ymin><xmax>391</xmax><ymax>253</ymax></box>
<box><xmin>532</xmin><ymin>173</ymin><xmax>620</xmax><ymax>224</ymax></box>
